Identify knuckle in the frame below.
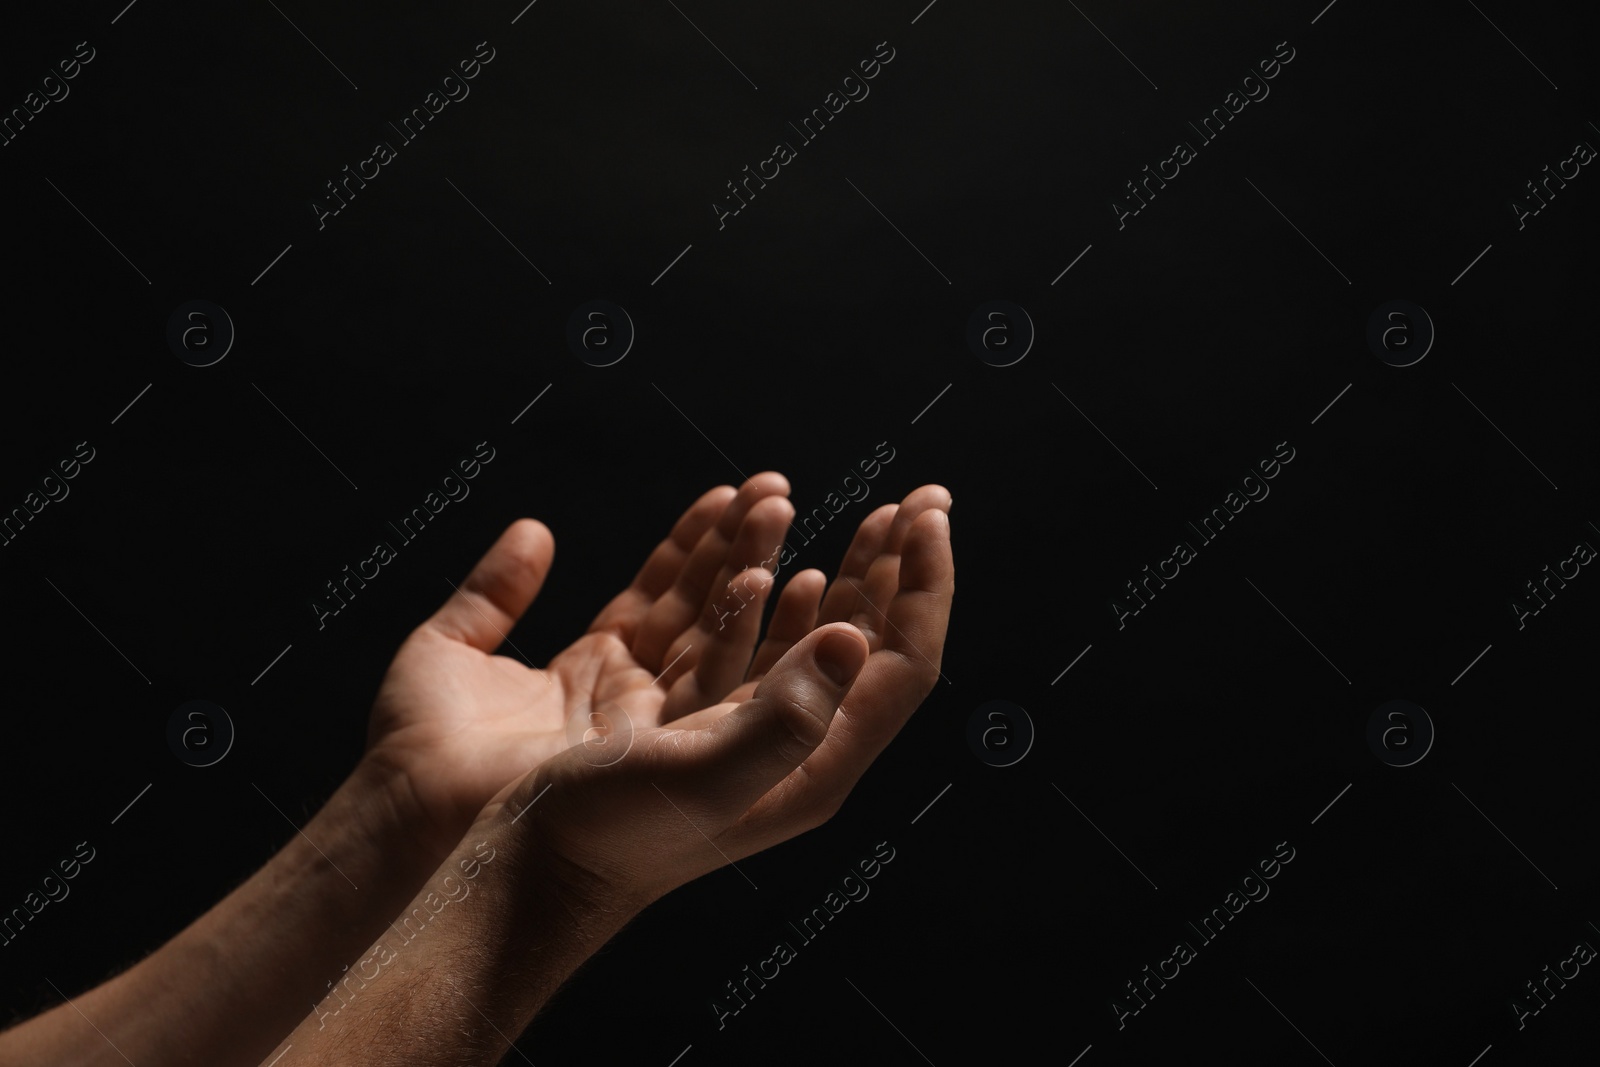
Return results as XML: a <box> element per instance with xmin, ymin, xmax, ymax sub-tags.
<box><xmin>770</xmin><ymin>693</ymin><xmax>829</xmax><ymax>759</ymax></box>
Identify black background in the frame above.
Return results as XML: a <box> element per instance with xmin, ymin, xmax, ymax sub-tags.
<box><xmin>2</xmin><ymin>1</ymin><xmax>1597</xmax><ymax>1063</ymax></box>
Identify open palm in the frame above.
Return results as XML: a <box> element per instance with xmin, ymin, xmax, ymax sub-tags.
<box><xmin>362</xmin><ymin>474</ymin><xmax>797</xmax><ymax>857</ymax></box>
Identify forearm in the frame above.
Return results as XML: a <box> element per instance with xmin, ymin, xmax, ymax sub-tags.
<box><xmin>269</xmin><ymin>806</ymin><xmax>637</xmax><ymax>1067</ymax></box>
<box><xmin>0</xmin><ymin>757</ymin><xmax>449</xmax><ymax>1067</ymax></box>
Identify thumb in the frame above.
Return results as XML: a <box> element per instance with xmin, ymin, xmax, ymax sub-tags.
<box><xmin>672</xmin><ymin>623</ymin><xmax>869</xmax><ymax>813</ymax></box>
<box><xmin>425</xmin><ymin>518</ymin><xmax>555</xmax><ymax>651</ymax></box>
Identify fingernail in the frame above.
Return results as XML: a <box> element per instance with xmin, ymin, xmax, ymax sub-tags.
<box><xmin>815</xmin><ymin>631</ymin><xmax>865</xmax><ymax>686</ymax></box>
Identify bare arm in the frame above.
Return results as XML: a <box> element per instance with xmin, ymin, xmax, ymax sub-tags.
<box><xmin>266</xmin><ymin>814</ymin><xmax>637</xmax><ymax>1067</ymax></box>
<box><xmin>0</xmin><ymin>758</ymin><xmax>438</xmax><ymax>1067</ymax></box>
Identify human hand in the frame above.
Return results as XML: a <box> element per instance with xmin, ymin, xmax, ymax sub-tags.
<box><xmin>490</xmin><ymin>493</ymin><xmax>953</xmax><ymax>912</ymax></box>
<box><xmin>361</xmin><ymin>473</ymin><xmax>797</xmax><ymax>860</ymax></box>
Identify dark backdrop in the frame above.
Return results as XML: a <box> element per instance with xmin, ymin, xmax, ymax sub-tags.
<box><xmin>2</xmin><ymin>1</ymin><xmax>1597</xmax><ymax>1063</ymax></box>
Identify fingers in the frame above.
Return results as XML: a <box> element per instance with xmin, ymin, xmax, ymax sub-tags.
<box><xmin>658</xmin><ymin>566</ymin><xmax>775</xmax><ymax>720</ymax></box>
<box><xmin>857</xmin><ymin>507</ymin><xmax>954</xmax><ymax>703</ymax></box>
<box><xmin>814</xmin><ymin>505</ymin><xmax>898</xmax><ymax>626</ymax></box>
<box><xmin>632</xmin><ymin>473</ymin><xmax>791</xmax><ymax>671</ymax></box>
<box><xmin>424</xmin><ymin>519</ymin><xmax>556</xmax><ymax>652</ymax></box>
<box><xmin>653</xmin><ymin>491</ymin><xmax>794</xmax><ymax>714</ymax></box>
<box><xmin>818</xmin><ymin>486</ymin><xmax>951</xmax><ymax>650</ymax></box>
<box><xmin>664</xmin><ymin>624</ymin><xmax>869</xmax><ymax>814</ymax></box>
<box><xmin>744</xmin><ymin>568</ymin><xmax>826</xmax><ymax>684</ymax></box>
<box><xmin>587</xmin><ymin>484</ymin><xmax>736</xmax><ymax>644</ymax></box>
<box><xmin>728</xmin><ymin>506</ymin><xmax>953</xmax><ymax>845</ymax></box>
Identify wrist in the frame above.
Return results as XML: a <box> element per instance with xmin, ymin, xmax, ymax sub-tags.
<box><xmin>487</xmin><ymin>800</ymin><xmax>649</xmax><ymax>935</ymax></box>
<box><xmin>278</xmin><ymin>808</ymin><xmax>645</xmax><ymax>1064</ymax></box>
<box><xmin>454</xmin><ymin>809</ymin><xmax>645</xmax><ymax>1018</ymax></box>
<box><xmin>349</xmin><ymin>748</ymin><xmax>474</xmax><ymax>873</ymax></box>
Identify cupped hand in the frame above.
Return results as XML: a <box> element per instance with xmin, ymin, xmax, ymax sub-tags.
<box><xmin>491</xmin><ymin>493</ymin><xmax>953</xmax><ymax>911</ymax></box>
<box><xmin>362</xmin><ymin>473</ymin><xmax>796</xmax><ymax>859</ymax></box>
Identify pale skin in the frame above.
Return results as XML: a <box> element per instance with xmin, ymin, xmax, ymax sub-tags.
<box><xmin>0</xmin><ymin>474</ymin><xmax>953</xmax><ymax>1067</ymax></box>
